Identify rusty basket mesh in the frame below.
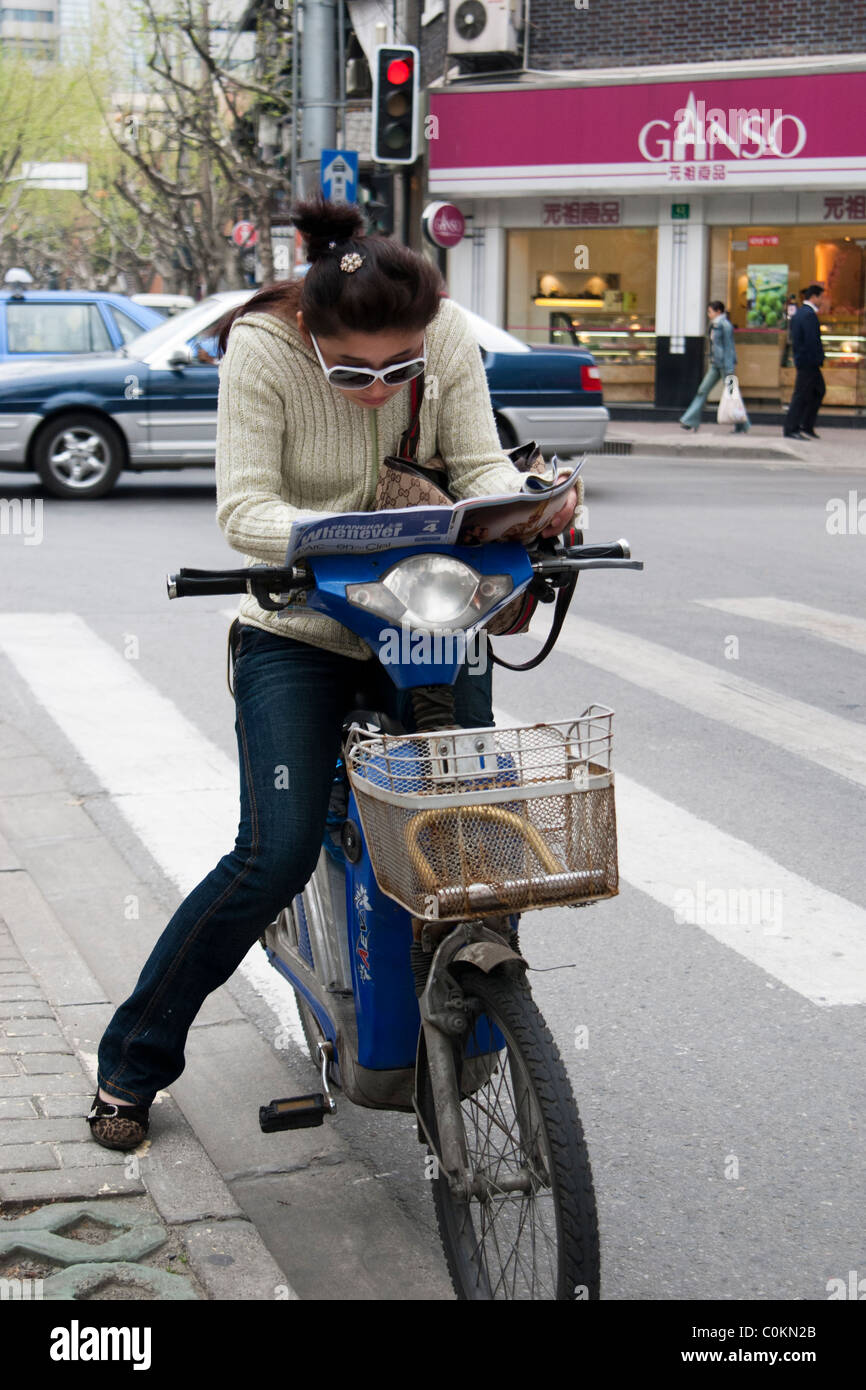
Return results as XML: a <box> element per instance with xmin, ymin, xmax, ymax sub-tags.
<box><xmin>345</xmin><ymin>707</ymin><xmax>617</xmax><ymax>920</ymax></box>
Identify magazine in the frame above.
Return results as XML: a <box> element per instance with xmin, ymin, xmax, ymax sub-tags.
<box><xmin>283</xmin><ymin>457</ymin><xmax>584</xmax><ymax>566</ymax></box>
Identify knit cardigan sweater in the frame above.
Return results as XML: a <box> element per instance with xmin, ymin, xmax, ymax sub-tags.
<box><xmin>215</xmin><ymin>296</ymin><xmax>524</xmax><ymax>660</ymax></box>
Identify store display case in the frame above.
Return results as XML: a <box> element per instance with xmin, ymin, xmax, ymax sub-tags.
<box><xmin>548</xmin><ymin>312</ymin><xmax>656</xmax><ymax>401</ymax></box>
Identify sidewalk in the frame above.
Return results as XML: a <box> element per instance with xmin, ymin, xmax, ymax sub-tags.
<box><xmin>0</xmin><ymin>676</ymin><xmax>454</xmax><ymax>1302</ymax></box>
<box><xmin>0</xmin><ymin>828</ymin><xmax>297</xmax><ymax>1301</ymax></box>
<box><xmin>597</xmin><ymin>419</ymin><xmax>865</xmax><ymax>468</ymax></box>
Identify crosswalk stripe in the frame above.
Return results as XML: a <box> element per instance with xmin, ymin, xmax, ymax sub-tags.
<box><xmin>0</xmin><ymin>613</ymin><xmax>306</xmax><ymax>1046</ymax></box>
<box><xmin>695</xmin><ymin>597</ymin><xmax>866</xmax><ymax>657</ymax></box>
<box><xmin>537</xmin><ymin>614</ymin><xmax>866</xmax><ymax>789</ymax></box>
<box><xmin>494</xmin><ymin>704</ymin><xmax>866</xmax><ymax>1007</ymax></box>
<box><xmin>1</xmin><ymin>614</ymin><xmax>861</xmax><ymax>1012</ymax></box>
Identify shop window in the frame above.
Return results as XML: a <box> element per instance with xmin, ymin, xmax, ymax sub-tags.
<box><xmin>714</xmin><ymin>224</ymin><xmax>866</xmax><ymax>411</ymax></box>
<box><xmin>506</xmin><ymin>226</ymin><xmax>657</xmax><ymax>403</ymax></box>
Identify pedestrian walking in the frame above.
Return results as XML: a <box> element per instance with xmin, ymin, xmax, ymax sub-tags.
<box><xmin>679</xmin><ymin>302</ymin><xmax>751</xmax><ymax>433</ymax></box>
<box><xmin>783</xmin><ymin>284</ymin><xmax>826</xmax><ymax>439</ymax></box>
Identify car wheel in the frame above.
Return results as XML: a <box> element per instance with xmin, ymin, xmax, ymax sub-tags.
<box><xmin>34</xmin><ymin>412</ymin><xmax>125</xmax><ymax>499</ymax></box>
<box><xmin>495</xmin><ymin>414</ymin><xmax>517</xmax><ymax>450</ymax></box>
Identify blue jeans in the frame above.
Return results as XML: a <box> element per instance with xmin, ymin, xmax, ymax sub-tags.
<box><xmin>97</xmin><ymin>625</ymin><xmax>495</xmax><ymax>1105</ymax></box>
<box><xmin>679</xmin><ymin>364</ymin><xmax>750</xmax><ymax>431</ymax></box>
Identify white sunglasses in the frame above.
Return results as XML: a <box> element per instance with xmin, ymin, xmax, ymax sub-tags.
<box><xmin>309</xmin><ymin>331</ymin><xmax>426</xmax><ymax>390</ymax></box>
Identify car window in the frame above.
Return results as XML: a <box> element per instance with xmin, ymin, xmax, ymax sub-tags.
<box><xmin>453</xmin><ymin>304</ymin><xmax>532</xmax><ymax>355</ymax></box>
<box><xmin>110</xmin><ymin>307</ymin><xmax>148</xmax><ymax>344</ymax></box>
<box><xmin>126</xmin><ymin>294</ymin><xmax>251</xmax><ymax>358</ymax></box>
<box><xmin>185</xmin><ymin>329</ymin><xmax>222</xmax><ymax>365</ymax></box>
<box><xmin>6</xmin><ymin>301</ymin><xmax>114</xmax><ymax>354</ymax></box>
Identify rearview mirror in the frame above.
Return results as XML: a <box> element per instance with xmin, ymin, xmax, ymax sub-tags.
<box><xmin>167</xmin><ymin>345</ymin><xmax>193</xmax><ymax>367</ymax></box>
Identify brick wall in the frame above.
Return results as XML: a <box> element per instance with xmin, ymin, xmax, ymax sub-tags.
<box><xmin>420</xmin><ymin>0</ymin><xmax>866</xmax><ymax>77</ymax></box>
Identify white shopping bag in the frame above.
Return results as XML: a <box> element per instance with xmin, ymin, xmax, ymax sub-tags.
<box><xmin>717</xmin><ymin>374</ymin><xmax>748</xmax><ymax>425</ymax></box>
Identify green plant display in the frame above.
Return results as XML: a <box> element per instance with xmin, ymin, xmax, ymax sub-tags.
<box><xmin>746</xmin><ymin>265</ymin><xmax>789</xmax><ymax>327</ymax></box>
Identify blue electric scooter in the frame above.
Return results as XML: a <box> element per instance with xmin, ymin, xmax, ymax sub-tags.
<box><xmin>168</xmin><ymin>523</ymin><xmax>641</xmax><ymax>1299</ymax></box>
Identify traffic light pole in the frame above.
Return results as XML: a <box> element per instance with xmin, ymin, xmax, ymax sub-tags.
<box><xmin>395</xmin><ymin>167</ymin><xmax>409</xmax><ymax>245</ymax></box>
<box><xmin>298</xmin><ymin>0</ymin><xmax>338</xmax><ymax>195</ymax></box>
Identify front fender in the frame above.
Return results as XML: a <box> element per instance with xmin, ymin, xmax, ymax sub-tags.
<box><xmin>451</xmin><ymin>940</ymin><xmax>526</xmax><ymax>975</ymax></box>
<box><xmin>40</xmin><ymin>390</ymin><xmax>117</xmax><ymax>416</ymax></box>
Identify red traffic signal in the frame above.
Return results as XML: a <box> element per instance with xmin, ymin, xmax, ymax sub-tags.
<box><xmin>372</xmin><ymin>45</ymin><xmax>419</xmax><ymax>165</ymax></box>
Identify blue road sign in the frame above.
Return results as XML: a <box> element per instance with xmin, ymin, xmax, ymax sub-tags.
<box><xmin>321</xmin><ymin>150</ymin><xmax>359</xmax><ymax>204</ymax></box>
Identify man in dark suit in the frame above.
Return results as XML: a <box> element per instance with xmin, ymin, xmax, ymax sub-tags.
<box><xmin>783</xmin><ymin>284</ymin><xmax>826</xmax><ymax>439</ymax></box>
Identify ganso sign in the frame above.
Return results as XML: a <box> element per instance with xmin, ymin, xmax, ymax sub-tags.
<box><xmin>428</xmin><ymin>71</ymin><xmax>866</xmax><ymax>195</ymax></box>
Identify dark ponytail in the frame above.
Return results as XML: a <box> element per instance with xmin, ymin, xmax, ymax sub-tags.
<box><xmin>216</xmin><ymin>193</ymin><xmax>444</xmax><ymax>354</ymax></box>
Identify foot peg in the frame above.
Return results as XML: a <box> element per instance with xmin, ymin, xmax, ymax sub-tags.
<box><xmin>259</xmin><ymin>1040</ymin><xmax>337</xmax><ymax>1133</ymax></box>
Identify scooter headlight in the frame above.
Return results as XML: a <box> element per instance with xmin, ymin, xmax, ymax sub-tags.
<box><xmin>347</xmin><ymin>554</ymin><xmax>513</xmax><ymax>631</ymax></box>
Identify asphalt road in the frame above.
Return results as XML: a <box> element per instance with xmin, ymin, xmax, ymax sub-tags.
<box><xmin>1</xmin><ymin>452</ymin><xmax>863</xmax><ymax>1302</ymax></box>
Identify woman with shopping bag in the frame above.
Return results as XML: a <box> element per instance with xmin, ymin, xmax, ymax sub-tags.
<box><xmin>679</xmin><ymin>302</ymin><xmax>751</xmax><ymax>433</ymax></box>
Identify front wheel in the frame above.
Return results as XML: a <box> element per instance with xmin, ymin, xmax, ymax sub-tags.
<box><xmin>33</xmin><ymin>412</ymin><xmax>125</xmax><ymax>499</ymax></box>
<box><xmin>418</xmin><ymin>969</ymin><xmax>600</xmax><ymax>1300</ymax></box>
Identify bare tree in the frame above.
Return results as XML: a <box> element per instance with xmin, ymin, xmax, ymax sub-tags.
<box><xmin>85</xmin><ymin>0</ymin><xmax>295</xmax><ymax>293</ymax></box>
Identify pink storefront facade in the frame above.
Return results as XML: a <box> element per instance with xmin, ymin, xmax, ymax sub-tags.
<box><xmin>426</xmin><ymin>62</ymin><xmax>866</xmax><ymax>413</ymax></box>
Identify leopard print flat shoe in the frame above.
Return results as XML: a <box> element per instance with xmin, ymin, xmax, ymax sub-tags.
<box><xmin>87</xmin><ymin>1093</ymin><xmax>150</xmax><ymax>1151</ymax></box>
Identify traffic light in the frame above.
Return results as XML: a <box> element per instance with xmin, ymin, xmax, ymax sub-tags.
<box><xmin>371</xmin><ymin>45</ymin><xmax>419</xmax><ymax>164</ymax></box>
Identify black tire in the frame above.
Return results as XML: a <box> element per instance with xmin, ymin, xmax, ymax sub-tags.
<box><xmin>293</xmin><ymin>990</ymin><xmax>342</xmax><ymax>1093</ymax></box>
<box><xmin>418</xmin><ymin>969</ymin><xmax>599</xmax><ymax>1300</ymax></box>
<box><xmin>294</xmin><ymin>991</ymin><xmax>324</xmax><ymax>1067</ymax></box>
<box><xmin>33</xmin><ymin>411</ymin><xmax>125</xmax><ymax>499</ymax></box>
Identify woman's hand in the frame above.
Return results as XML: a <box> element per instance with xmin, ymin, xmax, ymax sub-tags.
<box><xmin>540</xmin><ymin>483</ymin><xmax>579</xmax><ymax>538</ymax></box>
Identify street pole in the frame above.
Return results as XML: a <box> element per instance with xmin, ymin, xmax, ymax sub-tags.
<box><xmin>299</xmin><ymin>0</ymin><xmax>338</xmax><ymax>196</ymax></box>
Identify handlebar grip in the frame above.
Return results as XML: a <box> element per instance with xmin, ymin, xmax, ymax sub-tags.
<box><xmin>564</xmin><ymin>539</ymin><xmax>630</xmax><ymax>560</ymax></box>
<box><xmin>167</xmin><ymin>573</ymin><xmax>250</xmax><ymax>599</ymax></box>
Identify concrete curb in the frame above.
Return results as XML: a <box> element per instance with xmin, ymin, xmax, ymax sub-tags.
<box><xmin>595</xmin><ymin>425</ymin><xmax>865</xmax><ymax>470</ymax></box>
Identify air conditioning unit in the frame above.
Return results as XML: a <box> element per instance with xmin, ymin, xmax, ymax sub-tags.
<box><xmin>447</xmin><ymin>0</ymin><xmax>523</xmax><ymax>57</ymax></box>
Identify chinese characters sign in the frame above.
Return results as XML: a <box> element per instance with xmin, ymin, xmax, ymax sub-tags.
<box><xmin>824</xmin><ymin>195</ymin><xmax>866</xmax><ymax>221</ymax></box>
<box><xmin>541</xmin><ymin>200</ymin><xmax>620</xmax><ymax>225</ymax></box>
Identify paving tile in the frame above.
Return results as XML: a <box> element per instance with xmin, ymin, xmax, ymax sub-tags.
<box><xmin>53</xmin><ymin>1142</ymin><xmax>128</xmax><ymax>1169</ymax></box>
<box><xmin>2</xmin><ymin>1019</ymin><xmax>62</xmax><ymax>1037</ymax></box>
<box><xmin>0</xmin><ymin>1168</ymin><xmax>146</xmax><ymax>1202</ymax></box>
<box><xmin>0</xmin><ymin>1142</ymin><xmax>60</xmax><ymax>1171</ymax></box>
<box><xmin>180</xmin><ymin>1219</ymin><xmax>295</xmax><ymax>1301</ymax></box>
<box><xmin>41</xmin><ymin>1260</ymin><xmax>200</xmax><ymax>1300</ymax></box>
<box><xmin>0</xmin><ymin>1098</ymin><xmax>37</xmax><ymax>1120</ymax></box>
<box><xmin>20</xmin><ymin>1054</ymin><xmax>83</xmax><ymax>1075</ymax></box>
<box><xmin>6</xmin><ymin>1197</ymin><xmax>156</xmax><ymax>1231</ymax></box>
<box><xmin>0</xmin><ymin>1001</ymin><xmax>53</xmax><ymax>1019</ymax></box>
<box><xmin>0</xmin><ymin>1034</ymin><xmax>72</xmax><ymax>1053</ymax></box>
<box><xmin>0</xmin><ymin>1074</ymin><xmax>93</xmax><ymax>1098</ymax></box>
<box><xmin>38</xmin><ymin>1095</ymin><xmax>94</xmax><ymax>1119</ymax></box>
<box><xmin>0</xmin><ymin>1199</ymin><xmax>166</xmax><ymax>1265</ymax></box>
<box><xmin>0</xmin><ymin>1118</ymin><xmax>88</xmax><ymax>1145</ymax></box>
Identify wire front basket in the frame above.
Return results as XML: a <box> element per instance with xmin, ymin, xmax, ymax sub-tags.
<box><xmin>345</xmin><ymin>707</ymin><xmax>618</xmax><ymax>920</ymax></box>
